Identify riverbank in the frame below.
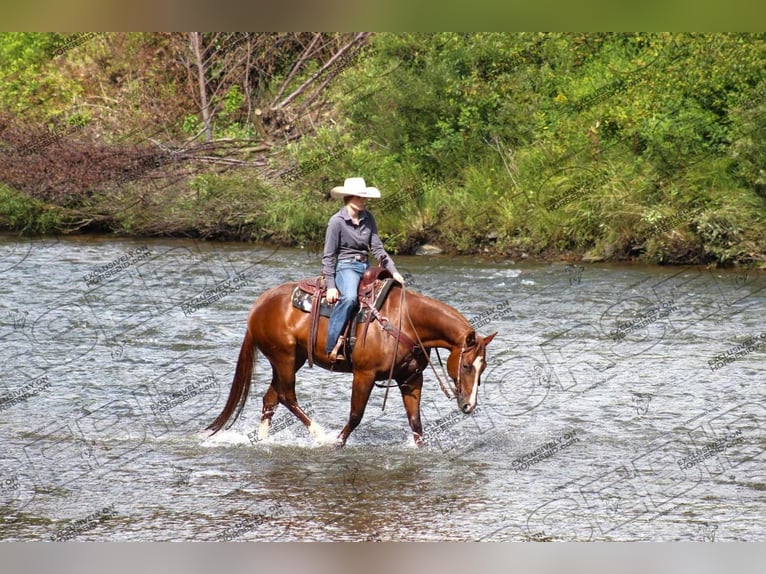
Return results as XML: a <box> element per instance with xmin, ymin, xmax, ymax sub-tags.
<box><xmin>2</xmin><ymin>177</ymin><xmax>764</xmax><ymax>269</ymax></box>
<box><xmin>2</xmin><ymin>34</ymin><xmax>765</xmax><ymax>268</ymax></box>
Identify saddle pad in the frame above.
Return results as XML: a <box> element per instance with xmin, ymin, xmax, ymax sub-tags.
<box><xmin>291</xmin><ymin>278</ymin><xmax>396</xmax><ymax>320</ymax></box>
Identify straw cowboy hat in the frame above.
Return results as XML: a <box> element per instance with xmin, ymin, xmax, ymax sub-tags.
<box><xmin>330</xmin><ymin>177</ymin><xmax>381</xmax><ymax>200</ymax></box>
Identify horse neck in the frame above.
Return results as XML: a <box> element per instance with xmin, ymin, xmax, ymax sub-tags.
<box><xmin>403</xmin><ymin>288</ymin><xmax>472</xmax><ymax>350</ymax></box>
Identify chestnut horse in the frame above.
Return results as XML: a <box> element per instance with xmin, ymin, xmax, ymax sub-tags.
<box><xmin>206</xmin><ymin>281</ymin><xmax>497</xmax><ymax>446</ymax></box>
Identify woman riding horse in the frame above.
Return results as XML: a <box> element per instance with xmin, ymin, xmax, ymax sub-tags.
<box><xmin>322</xmin><ymin>177</ymin><xmax>405</xmax><ymax>363</ymax></box>
<box><xmin>205</xmin><ymin>178</ymin><xmax>497</xmax><ymax>447</ymax></box>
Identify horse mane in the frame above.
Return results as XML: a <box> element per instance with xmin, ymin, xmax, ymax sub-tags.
<box><xmin>396</xmin><ymin>285</ymin><xmax>475</xmax><ymax>349</ymax></box>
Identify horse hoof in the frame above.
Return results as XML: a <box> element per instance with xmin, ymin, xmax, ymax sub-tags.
<box><xmin>309</xmin><ymin>421</ymin><xmax>332</xmax><ymax>444</ymax></box>
<box><xmin>257</xmin><ymin>419</ymin><xmax>271</xmax><ymax>441</ymax></box>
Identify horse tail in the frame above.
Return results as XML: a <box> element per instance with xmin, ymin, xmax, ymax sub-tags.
<box><xmin>206</xmin><ymin>325</ymin><xmax>257</xmax><ymax>434</ymax></box>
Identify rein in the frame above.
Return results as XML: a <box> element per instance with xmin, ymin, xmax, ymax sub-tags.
<box><xmin>380</xmin><ymin>284</ymin><xmax>406</xmax><ymax>410</ymax></box>
<box><xmin>433</xmin><ymin>348</ymin><xmax>459</xmax><ymax>400</ymax></box>
<box><xmin>366</xmin><ymin>282</ymin><xmax>472</xmax><ymax>409</ymax></box>
<box><xmin>360</xmin><ymin>286</ymin><xmax>420</xmax><ymax>400</ymax></box>
<box><xmin>401</xmin><ymin>290</ymin><xmax>461</xmax><ymax>401</ymax></box>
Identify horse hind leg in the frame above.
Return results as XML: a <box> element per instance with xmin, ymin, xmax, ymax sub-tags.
<box><xmin>271</xmin><ymin>357</ymin><xmax>331</xmax><ymax>444</ymax></box>
<box><xmin>258</xmin><ymin>382</ymin><xmax>279</xmax><ymax>441</ymax></box>
<box><xmin>285</xmin><ymin>388</ymin><xmax>331</xmax><ymax>444</ymax></box>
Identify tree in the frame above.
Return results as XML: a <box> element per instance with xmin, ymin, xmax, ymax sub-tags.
<box><xmin>173</xmin><ymin>32</ymin><xmax>370</xmax><ymax>146</ymax></box>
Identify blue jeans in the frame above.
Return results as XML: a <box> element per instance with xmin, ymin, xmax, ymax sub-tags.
<box><xmin>325</xmin><ymin>259</ymin><xmax>368</xmax><ymax>353</ymax></box>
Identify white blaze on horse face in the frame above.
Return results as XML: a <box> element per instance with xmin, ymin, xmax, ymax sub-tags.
<box><xmin>469</xmin><ymin>355</ymin><xmax>484</xmax><ymax>409</ymax></box>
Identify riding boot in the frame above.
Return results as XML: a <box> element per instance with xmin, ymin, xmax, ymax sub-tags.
<box><xmin>328</xmin><ymin>336</ymin><xmax>346</xmax><ymax>363</ymax></box>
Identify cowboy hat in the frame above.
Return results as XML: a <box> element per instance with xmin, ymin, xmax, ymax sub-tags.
<box><xmin>330</xmin><ymin>177</ymin><xmax>381</xmax><ymax>200</ymax></box>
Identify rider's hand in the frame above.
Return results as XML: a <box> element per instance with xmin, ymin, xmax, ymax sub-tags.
<box><xmin>326</xmin><ymin>288</ymin><xmax>340</xmax><ymax>304</ymax></box>
<box><xmin>393</xmin><ymin>272</ymin><xmax>405</xmax><ymax>285</ymax></box>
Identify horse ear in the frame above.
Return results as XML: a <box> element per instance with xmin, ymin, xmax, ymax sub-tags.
<box><xmin>483</xmin><ymin>332</ymin><xmax>498</xmax><ymax>346</ymax></box>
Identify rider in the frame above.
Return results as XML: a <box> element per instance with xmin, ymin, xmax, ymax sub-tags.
<box><xmin>322</xmin><ymin>177</ymin><xmax>405</xmax><ymax>363</ymax></box>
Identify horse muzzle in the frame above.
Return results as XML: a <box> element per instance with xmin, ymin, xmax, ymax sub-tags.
<box><xmin>459</xmin><ymin>398</ymin><xmax>477</xmax><ymax>414</ymax></box>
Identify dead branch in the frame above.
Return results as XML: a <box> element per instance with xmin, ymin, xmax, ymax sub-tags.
<box><xmin>272</xmin><ymin>32</ymin><xmax>369</xmax><ymax>111</ymax></box>
<box><xmin>190</xmin><ymin>32</ymin><xmax>213</xmax><ymax>142</ymax></box>
<box><xmin>271</xmin><ymin>33</ymin><xmax>323</xmax><ymax>106</ymax></box>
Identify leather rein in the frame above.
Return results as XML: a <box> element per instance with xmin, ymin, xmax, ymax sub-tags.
<box><xmin>360</xmin><ymin>284</ymin><xmax>468</xmax><ymax>408</ymax></box>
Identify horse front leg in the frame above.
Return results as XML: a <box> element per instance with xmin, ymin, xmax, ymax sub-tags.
<box><xmin>399</xmin><ymin>374</ymin><xmax>424</xmax><ymax>447</ymax></box>
<box><xmin>337</xmin><ymin>370</ymin><xmax>376</xmax><ymax>447</ymax></box>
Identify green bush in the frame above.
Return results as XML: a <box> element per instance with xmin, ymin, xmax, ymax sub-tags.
<box><xmin>0</xmin><ymin>185</ymin><xmax>63</xmax><ymax>232</ymax></box>
<box><xmin>2</xmin><ymin>32</ymin><xmax>766</xmax><ymax>265</ymax></box>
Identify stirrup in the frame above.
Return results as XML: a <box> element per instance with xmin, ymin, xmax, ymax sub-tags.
<box><xmin>328</xmin><ymin>336</ymin><xmax>346</xmax><ymax>363</ymax></box>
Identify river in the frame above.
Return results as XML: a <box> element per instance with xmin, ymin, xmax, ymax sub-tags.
<box><xmin>1</xmin><ymin>234</ymin><xmax>764</xmax><ymax>541</ymax></box>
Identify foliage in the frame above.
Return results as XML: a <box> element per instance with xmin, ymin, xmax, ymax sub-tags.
<box><xmin>291</xmin><ymin>31</ymin><xmax>766</xmax><ymax>264</ymax></box>
<box><xmin>0</xmin><ymin>184</ymin><xmax>63</xmax><ymax>232</ymax></box>
<box><xmin>1</xmin><ymin>32</ymin><xmax>766</xmax><ymax>266</ymax></box>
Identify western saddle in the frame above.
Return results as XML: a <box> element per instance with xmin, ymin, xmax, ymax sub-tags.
<box><xmin>292</xmin><ymin>264</ymin><xmax>398</xmax><ymax>367</ymax></box>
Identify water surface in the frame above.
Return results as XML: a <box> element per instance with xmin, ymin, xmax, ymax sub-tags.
<box><xmin>1</xmin><ymin>235</ymin><xmax>764</xmax><ymax>541</ymax></box>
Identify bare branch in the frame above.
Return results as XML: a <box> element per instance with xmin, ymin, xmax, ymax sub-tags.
<box><xmin>271</xmin><ymin>33</ymin><xmax>323</xmax><ymax>106</ymax></box>
<box><xmin>190</xmin><ymin>32</ymin><xmax>213</xmax><ymax>142</ymax></box>
<box><xmin>298</xmin><ymin>42</ymin><xmax>367</xmax><ymax>113</ymax></box>
<box><xmin>272</xmin><ymin>32</ymin><xmax>369</xmax><ymax>111</ymax></box>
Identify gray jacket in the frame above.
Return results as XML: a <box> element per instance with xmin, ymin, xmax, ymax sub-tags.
<box><xmin>321</xmin><ymin>207</ymin><xmax>398</xmax><ymax>289</ymax></box>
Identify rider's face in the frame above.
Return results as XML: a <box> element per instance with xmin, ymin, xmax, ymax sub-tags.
<box><xmin>347</xmin><ymin>195</ymin><xmax>367</xmax><ymax>211</ymax></box>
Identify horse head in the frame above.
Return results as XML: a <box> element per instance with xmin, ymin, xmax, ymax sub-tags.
<box><xmin>447</xmin><ymin>330</ymin><xmax>497</xmax><ymax>413</ymax></box>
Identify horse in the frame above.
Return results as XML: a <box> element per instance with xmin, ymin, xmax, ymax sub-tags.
<box><xmin>206</xmin><ymin>279</ymin><xmax>497</xmax><ymax>447</ymax></box>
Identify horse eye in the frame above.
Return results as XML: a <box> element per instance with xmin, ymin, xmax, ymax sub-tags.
<box><xmin>462</xmin><ymin>364</ymin><xmax>472</xmax><ymax>371</ymax></box>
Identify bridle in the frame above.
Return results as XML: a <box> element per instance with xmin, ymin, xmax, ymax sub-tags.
<box><xmin>438</xmin><ymin>334</ymin><xmax>481</xmax><ymax>399</ymax></box>
<box><xmin>400</xmin><ymin>287</ymin><xmax>477</xmax><ymax>401</ymax></box>
<box><xmin>374</xmin><ymin>283</ymin><xmax>481</xmax><ymax>409</ymax></box>
<box><xmin>457</xmin><ymin>344</ymin><xmax>467</xmax><ymax>394</ymax></box>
